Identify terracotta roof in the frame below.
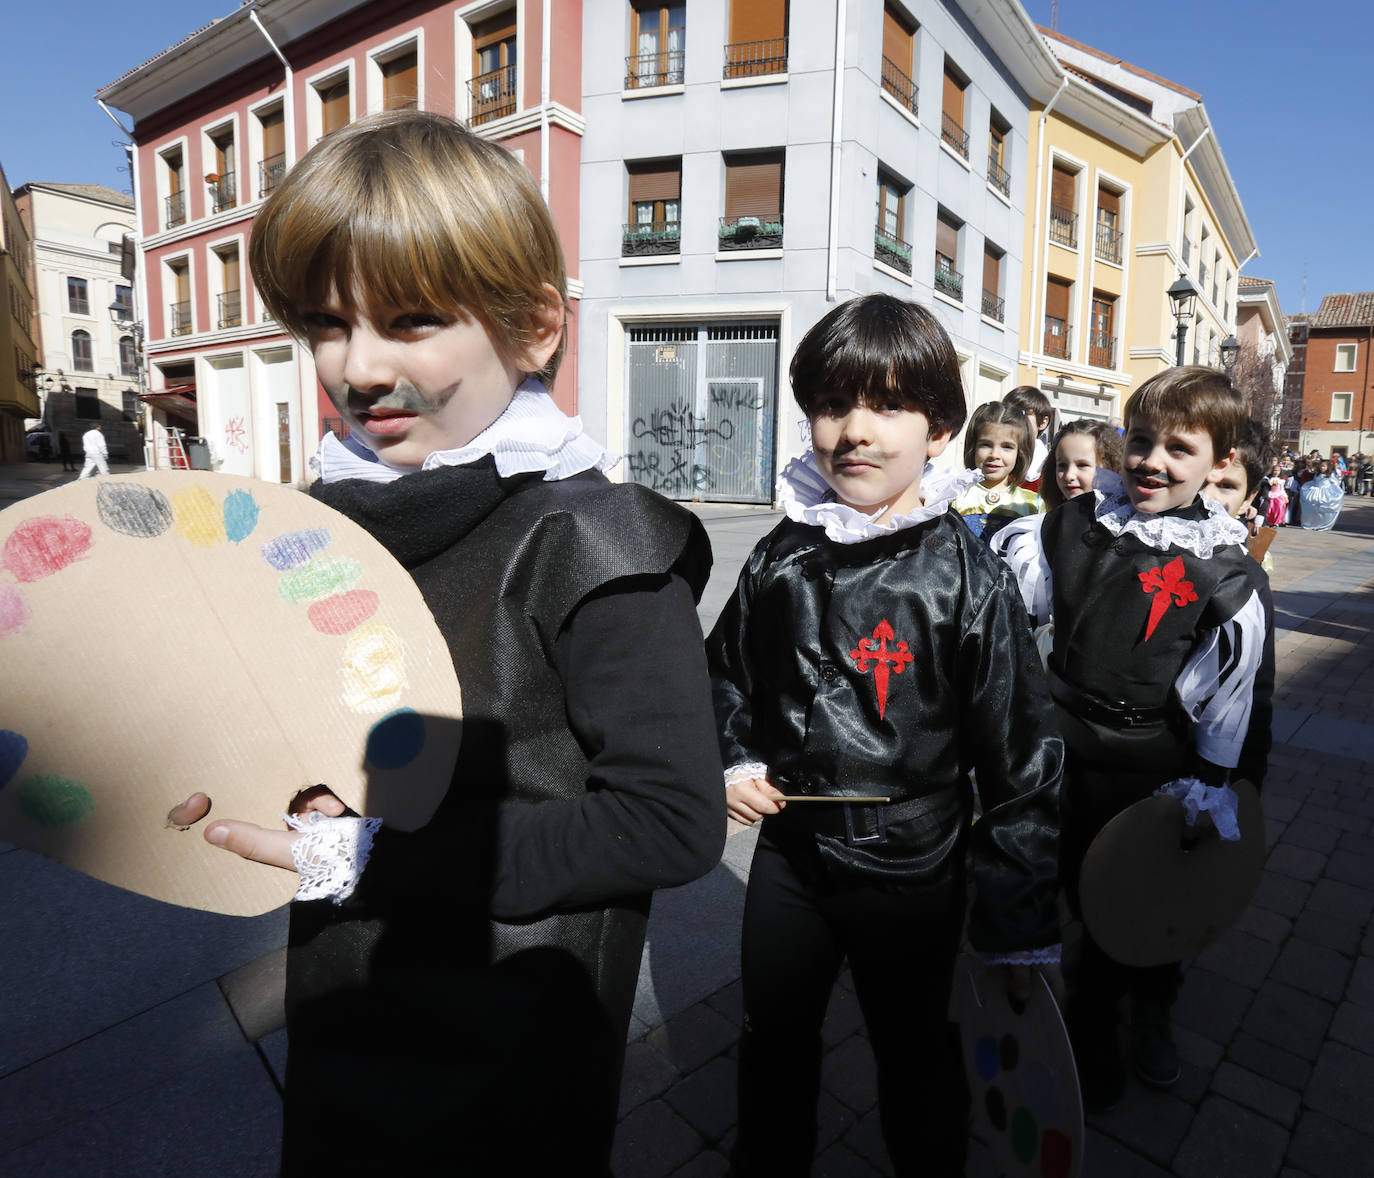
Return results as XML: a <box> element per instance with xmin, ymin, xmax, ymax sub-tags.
<box><xmin>1037</xmin><ymin>26</ymin><xmax>1202</xmax><ymax>101</ymax></box>
<box><xmin>1312</xmin><ymin>293</ymin><xmax>1374</xmax><ymax>330</ymax></box>
<box><xmin>24</xmin><ymin>182</ymin><xmax>133</xmax><ymax>209</ymax></box>
<box><xmin>1237</xmin><ymin>275</ymin><xmax>1272</xmax><ymax>289</ymax></box>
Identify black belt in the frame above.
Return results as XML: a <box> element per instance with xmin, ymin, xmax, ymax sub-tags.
<box><xmin>1047</xmin><ymin>667</ymin><xmax>1171</xmax><ymax>730</ymax></box>
<box><xmin>774</xmin><ymin>783</ymin><xmax>957</xmax><ymax>847</ymax></box>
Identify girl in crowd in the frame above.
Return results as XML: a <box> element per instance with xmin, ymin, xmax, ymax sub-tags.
<box><xmin>1041</xmin><ymin>419</ymin><xmax>1124</xmax><ymax>510</ymax></box>
<box><xmin>954</xmin><ymin>400</ymin><xmax>1044</xmax><ymax>541</ymax></box>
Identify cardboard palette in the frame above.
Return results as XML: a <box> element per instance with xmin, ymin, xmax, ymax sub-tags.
<box><xmin>1079</xmin><ymin>779</ymin><xmax>1264</xmax><ymax>967</ymax></box>
<box><xmin>0</xmin><ymin>472</ymin><xmax>461</xmax><ymax>917</ymax></box>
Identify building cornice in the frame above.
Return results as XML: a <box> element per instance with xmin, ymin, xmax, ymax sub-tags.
<box><xmin>1174</xmin><ymin>104</ymin><xmax>1257</xmax><ymax>262</ymax></box>
<box><xmin>1052</xmin><ymin>75</ymin><xmax>1171</xmax><ymax>158</ymax></box>
<box><xmin>1237</xmin><ymin>283</ymin><xmax>1294</xmax><ymax>366</ymax></box>
<box><xmin>146</xmin><ymin>321</ymin><xmax>288</xmax><ymax>353</ymax></box>
<box><xmin>956</xmin><ymin>0</ymin><xmax>1065</xmax><ymax>100</ymax></box>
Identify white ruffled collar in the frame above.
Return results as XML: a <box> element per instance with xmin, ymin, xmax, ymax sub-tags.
<box><xmin>780</xmin><ymin>451</ymin><xmax>982</xmax><ymax>544</ymax></box>
<box><xmin>310</xmin><ymin>379</ymin><xmax>619</xmax><ymax>485</ymax></box>
<box><xmin>1090</xmin><ymin>470</ymin><xmax>1247</xmax><ymax>557</ymax></box>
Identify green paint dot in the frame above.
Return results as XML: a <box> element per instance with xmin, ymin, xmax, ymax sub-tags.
<box><xmin>17</xmin><ymin>774</ymin><xmax>96</xmax><ymax>827</ymax></box>
<box><xmin>278</xmin><ymin>556</ymin><xmax>363</xmax><ymax>605</ymax></box>
<box><xmin>1010</xmin><ymin>1107</ymin><xmax>1038</xmax><ymax>1164</ymax></box>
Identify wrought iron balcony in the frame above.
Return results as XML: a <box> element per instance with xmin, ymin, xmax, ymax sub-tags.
<box><xmin>165</xmin><ymin>190</ymin><xmax>186</xmax><ymax>229</ymax></box>
<box><xmin>723</xmin><ymin>37</ymin><xmax>787</xmax><ymax>79</ymax></box>
<box><xmin>217</xmin><ymin>289</ymin><xmax>242</xmax><ymax>330</ymax></box>
<box><xmin>209</xmin><ymin>171</ymin><xmax>236</xmax><ymax>213</ymax></box>
<box><xmin>718</xmin><ymin>214</ymin><xmax>783</xmax><ymax>251</ymax></box>
<box><xmin>982</xmin><ymin>289</ymin><xmax>1005</xmax><ymax>323</ymax></box>
<box><xmin>1089</xmin><ymin>330</ymin><xmax>1116</xmax><ymax>369</ymax></box>
<box><xmin>1043</xmin><ymin>316</ymin><xmax>1070</xmax><ymax>359</ymax></box>
<box><xmin>941</xmin><ymin>112</ymin><xmax>969</xmax><ymax>159</ymax></box>
<box><xmin>987</xmin><ymin>154</ymin><xmax>1011</xmax><ymax>197</ymax></box>
<box><xmin>934</xmin><ymin>252</ymin><xmax>963</xmax><ymax>300</ymax></box>
<box><xmin>169</xmin><ymin>299</ymin><xmax>192</xmax><ymax>337</ymax></box>
<box><xmin>1094</xmin><ymin>222</ymin><xmax>1123</xmax><ymax>264</ymax></box>
<box><xmin>1048</xmin><ymin>204</ymin><xmax>1077</xmax><ymax>248</ymax></box>
<box><xmin>623</xmin><ymin>220</ymin><xmax>681</xmax><ymax>257</ymax></box>
<box><xmin>468</xmin><ymin>64</ymin><xmax>517</xmax><ymax>126</ymax></box>
<box><xmin>625</xmin><ymin>41</ymin><xmax>684</xmax><ymax>88</ymax></box>
<box><xmin>874</xmin><ymin>226</ymin><xmax>912</xmax><ymax>275</ymax></box>
<box><xmin>880</xmin><ymin>56</ymin><xmax>918</xmax><ymax>115</ymax></box>
<box><xmin>259</xmin><ymin>153</ymin><xmax>286</xmax><ymax>199</ymax></box>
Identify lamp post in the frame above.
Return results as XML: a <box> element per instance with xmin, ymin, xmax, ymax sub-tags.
<box><xmin>1167</xmin><ymin>277</ymin><xmax>1199</xmax><ymax>367</ymax></box>
<box><xmin>1220</xmin><ymin>334</ymin><xmax>1240</xmax><ymax>373</ymax></box>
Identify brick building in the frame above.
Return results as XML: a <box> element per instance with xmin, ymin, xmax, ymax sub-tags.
<box><xmin>1295</xmin><ymin>293</ymin><xmax>1374</xmax><ymax>460</ymax></box>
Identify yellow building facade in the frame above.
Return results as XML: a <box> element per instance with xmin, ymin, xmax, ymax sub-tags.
<box><xmin>1</xmin><ymin>160</ymin><xmax>41</xmax><ymax>462</ymax></box>
<box><xmin>1017</xmin><ymin>31</ymin><xmax>1257</xmax><ymax>426</ymax></box>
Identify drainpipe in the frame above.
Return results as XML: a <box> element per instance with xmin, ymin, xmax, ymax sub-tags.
<box><xmin>540</xmin><ymin>0</ymin><xmax>552</xmax><ymax>203</ymax></box>
<box><xmin>1029</xmin><ymin>76</ymin><xmax>1069</xmax><ymax>373</ymax></box>
<box><xmin>250</xmin><ymin>8</ymin><xmax>295</xmax><ymax>167</ymax></box>
<box><xmin>825</xmin><ymin>0</ymin><xmax>848</xmax><ymax>302</ymax></box>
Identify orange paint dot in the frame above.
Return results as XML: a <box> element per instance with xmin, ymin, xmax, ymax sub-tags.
<box><xmin>308</xmin><ymin>589</ymin><xmax>380</xmax><ymax>635</ymax></box>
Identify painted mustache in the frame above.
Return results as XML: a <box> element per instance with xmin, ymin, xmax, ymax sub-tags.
<box><xmin>347</xmin><ymin>379</ymin><xmax>448</xmax><ymax>416</ymax></box>
<box><xmin>1131</xmin><ymin>466</ymin><xmax>1182</xmax><ymax>486</ymax></box>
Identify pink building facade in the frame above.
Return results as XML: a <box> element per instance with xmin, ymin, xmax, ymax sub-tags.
<box><xmin>98</xmin><ymin>0</ymin><xmax>583</xmax><ymax>483</ymax></box>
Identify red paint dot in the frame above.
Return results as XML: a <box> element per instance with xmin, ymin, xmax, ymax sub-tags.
<box><xmin>2</xmin><ymin>516</ymin><xmax>93</xmax><ymax>582</ymax></box>
<box><xmin>1040</xmin><ymin>1128</ymin><xmax>1072</xmax><ymax>1178</ymax></box>
<box><xmin>307</xmin><ymin>589</ymin><xmax>380</xmax><ymax>635</ymax></box>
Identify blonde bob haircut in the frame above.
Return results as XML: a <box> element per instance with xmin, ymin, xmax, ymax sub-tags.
<box><xmin>249</xmin><ymin>109</ymin><xmax>568</xmax><ymax>384</ymax></box>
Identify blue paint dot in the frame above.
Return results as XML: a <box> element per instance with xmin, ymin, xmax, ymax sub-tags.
<box><xmin>975</xmin><ymin>1035</ymin><xmax>1000</xmax><ymax>1082</ymax></box>
<box><xmin>365</xmin><ymin>708</ymin><xmax>426</xmax><ymax>770</ymax></box>
<box><xmin>0</xmin><ymin>730</ymin><xmax>28</xmax><ymax>788</ymax></box>
<box><xmin>261</xmin><ymin>528</ymin><xmax>331</xmax><ymax>571</ymax></box>
<box><xmin>223</xmin><ymin>490</ymin><xmax>260</xmax><ymax>543</ymax></box>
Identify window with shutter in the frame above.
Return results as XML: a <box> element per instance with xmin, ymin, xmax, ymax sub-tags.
<box><xmin>320</xmin><ymin>78</ymin><xmax>350</xmax><ymax>136</ymax></box>
<box><xmin>880</xmin><ymin>6</ymin><xmax>916</xmax><ymax>111</ymax></box>
<box><xmin>941</xmin><ymin>61</ymin><xmax>968</xmax><ymax>156</ymax></box>
<box><xmin>629</xmin><ymin>3</ymin><xmax>686</xmax><ymax>88</ymax></box>
<box><xmin>1044</xmin><ymin>276</ymin><xmax>1071</xmax><ymax>357</ymax></box>
<box><xmin>982</xmin><ymin>247</ymin><xmax>1004</xmax><ymax>322</ymax></box>
<box><xmin>934</xmin><ymin>212</ymin><xmax>962</xmax><ymax>299</ymax></box>
<box><xmin>725</xmin><ymin>0</ymin><xmax>788</xmax><ymax>78</ymax></box>
<box><xmin>382</xmin><ymin>50</ymin><xmax>419</xmax><ymax>110</ymax></box>
<box><xmin>258</xmin><ymin>106</ymin><xmax>286</xmax><ymax>198</ymax></box>
<box><xmin>471</xmin><ymin>12</ymin><xmax>517</xmax><ymax>124</ymax></box>
<box><xmin>722</xmin><ymin>152</ymin><xmax>784</xmax><ymax>250</ymax></box>
<box><xmin>1049</xmin><ymin>165</ymin><xmax>1077</xmax><ymax>247</ymax></box>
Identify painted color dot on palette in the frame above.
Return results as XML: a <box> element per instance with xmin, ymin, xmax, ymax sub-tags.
<box><xmin>308</xmin><ymin>589</ymin><xmax>380</xmax><ymax>636</ymax></box>
<box><xmin>365</xmin><ymin>708</ymin><xmax>426</xmax><ymax>770</ymax></box>
<box><xmin>96</xmin><ymin>483</ymin><xmax>173</xmax><ymax>539</ymax></box>
<box><xmin>262</xmin><ymin>528</ymin><xmax>331</xmax><ymax>572</ymax></box>
<box><xmin>0</xmin><ymin>730</ymin><xmax>28</xmax><ymax>787</ymax></box>
<box><xmin>0</xmin><ymin>585</ymin><xmax>28</xmax><ymax>637</ymax></box>
<box><xmin>2</xmin><ymin>516</ymin><xmax>92</xmax><ymax>582</ymax></box>
<box><xmin>17</xmin><ymin>775</ymin><xmax>96</xmax><ymax>827</ymax></box>
<box><xmin>223</xmin><ymin>489</ymin><xmax>260</xmax><ymax>543</ymax></box>
<box><xmin>172</xmin><ymin>485</ymin><xmax>226</xmax><ymax>547</ymax></box>
<box><xmin>279</xmin><ymin>556</ymin><xmax>363</xmax><ymax>605</ymax></box>
<box><xmin>340</xmin><ymin>622</ymin><xmax>406</xmax><ymax>714</ymax></box>
<box><xmin>1010</xmin><ymin>1107</ymin><xmax>1037</xmax><ymax>1165</ymax></box>
<box><xmin>1041</xmin><ymin>1129</ymin><xmax>1072</xmax><ymax>1178</ymax></box>
<box><xmin>975</xmin><ymin>1036</ymin><xmax>999</xmax><ymax>1082</ymax></box>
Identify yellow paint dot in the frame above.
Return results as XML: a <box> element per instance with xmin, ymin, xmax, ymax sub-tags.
<box><xmin>340</xmin><ymin>621</ymin><xmax>407</xmax><ymax>714</ymax></box>
<box><xmin>171</xmin><ymin>485</ymin><xmax>227</xmax><ymax>547</ymax></box>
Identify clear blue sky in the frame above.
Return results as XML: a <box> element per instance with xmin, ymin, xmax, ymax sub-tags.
<box><xmin>2</xmin><ymin>0</ymin><xmax>1369</xmax><ymax>317</ymax></box>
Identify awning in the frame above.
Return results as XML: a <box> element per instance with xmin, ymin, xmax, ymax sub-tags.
<box><xmin>138</xmin><ymin>385</ymin><xmax>198</xmax><ymax>412</ymax></box>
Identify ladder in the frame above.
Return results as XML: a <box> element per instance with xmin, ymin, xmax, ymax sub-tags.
<box><xmin>166</xmin><ymin>427</ymin><xmax>190</xmax><ymax>470</ymax></box>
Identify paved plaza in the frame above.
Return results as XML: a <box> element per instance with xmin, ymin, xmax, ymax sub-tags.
<box><xmin>2</xmin><ymin>461</ymin><xmax>1373</xmax><ymax>1176</ymax></box>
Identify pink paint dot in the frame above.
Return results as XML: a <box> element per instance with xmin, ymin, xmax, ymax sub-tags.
<box><xmin>0</xmin><ymin>585</ymin><xmax>27</xmax><ymax>636</ymax></box>
<box><xmin>307</xmin><ymin>589</ymin><xmax>380</xmax><ymax>636</ymax></box>
<box><xmin>2</xmin><ymin>516</ymin><xmax>93</xmax><ymax>583</ymax></box>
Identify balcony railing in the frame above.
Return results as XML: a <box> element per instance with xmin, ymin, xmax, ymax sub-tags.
<box><xmin>209</xmin><ymin>170</ymin><xmax>236</xmax><ymax>213</ymax></box>
<box><xmin>1094</xmin><ymin>222</ymin><xmax>1123</xmax><ymax>264</ymax></box>
<box><xmin>987</xmin><ymin>154</ymin><xmax>1011</xmax><ymax>197</ymax></box>
<box><xmin>723</xmin><ymin>37</ymin><xmax>788</xmax><ymax>79</ymax></box>
<box><xmin>217</xmin><ymin>289</ymin><xmax>242</xmax><ymax>329</ymax></box>
<box><xmin>982</xmin><ymin>289</ymin><xmax>1005</xmax><ymax>323</ymax></box>
<box><xmin>1048</xmin><ymin>204</ymin><xmax>1077</xmax><ymax>248</ymax></box>
<box><xmin>874</xmin><ymin>226</ymin><xmax>912</xmax><ymax>275</ymax></box>
<box><xmin>165</xmin><ymin>190</ymin><xmax>186</xmax><ymax>229</ymax></box>
<box><xmin>625</xmin><ymin>40</ymin><xmax>684</xmax><ymax>88</ymax></box>
<box><xmin>169</xmin><ymin>299</ymin><xmax>192</xmax><ymax>337</ymax></box>
<box><xmin>467</xmin><ymin>64</ymin><xmax>517</xmax><ymax>126</ymax></box>
<box><xmin>259</xmin><ymin>153</ymin><xmax>286</xmax><ymax>199</ymax></box>
<box><xmin>941</xmin><ymin>112</ymin><xmax>969</xmax><ymax>159</ymax></box>
<box><xmin>69</xmin><ymin>295</ymin><xmax>90</xmax><ymax>316</ymax></box>
<box><xmin>718</xmin><ymin>214</ymin><xmax>783</xmax><ymax>251</ymax></box>
<box><xmin>880</xmin><ymin>56</ymin><xmax>918</xmax><ymax>115</ymax></box>
<box><xmin>934</xmin><ymin>252</ymin><xmax>963</xmax><ymax>300</ymax></box>
<box><xmin>1089</xmin><ymin>330</ymin><xmax>1116</xmax><ymax>369</ymax></box>
<box><xmin>623</xmin><ymin>220</ymin><xmax>681</xmax><ymax>257</ymax></box>
<box><xmin>1043</xmin><ymin>316</ymin><xmax>1070</xmax><ymax>359</ymax></box>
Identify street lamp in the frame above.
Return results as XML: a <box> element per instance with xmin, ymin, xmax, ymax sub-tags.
<box><xmin>1167</xmin><ymin>277</ymin><xmax>1199</xmax><ymax>367</ymax></box>
<box><xmin>1220</xmin><ymin>334</ymin><xmax>1240</xmax><ymax>372</ymax></box>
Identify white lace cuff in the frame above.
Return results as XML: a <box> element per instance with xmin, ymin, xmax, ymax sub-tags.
<box><xmin>1154</xmin><ymin>777</ymin><xmax>1241</xmax><ymax>841</ymax></box>
<box><xmin>285</xmin><ymin>811</ymin><xmax>383</xmax><ymax>903</ymax></box>
<box><xmin>983</xmin><ymin>944</ymin><xmax>1062</xmax><ymax>967</ymax></box>
<box><xmin>724</xmin><ymin>762</ymin><xmax>770</xmax><ymax>788</ymax></box>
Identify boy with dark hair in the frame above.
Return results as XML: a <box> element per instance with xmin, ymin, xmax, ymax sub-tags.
<box><xmin>709</xmin><ymin>293</ymin><xmax>1063</xmax><ymax>1176</ymax></box>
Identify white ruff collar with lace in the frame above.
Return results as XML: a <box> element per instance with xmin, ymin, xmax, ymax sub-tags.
<box><xmin>1089</xmin><ymin>471</ymin><xmax>1247</xmax><ymax>558</ymax></box>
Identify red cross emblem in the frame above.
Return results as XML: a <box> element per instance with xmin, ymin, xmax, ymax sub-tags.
<box><xmin>848</xmin><ymin>619</ymin><xmax>914</xmax><ymax>719</ymax></box>
<box><xmin>1138</xmin><ymin>555</ymin><xmax>1198</xmax><ymax>641</ymax></box>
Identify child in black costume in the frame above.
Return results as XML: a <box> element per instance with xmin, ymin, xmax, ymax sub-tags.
<box><xmin>708</xmin><ymin>295</ymin><xmax>1063</xmax><ymax>1177</ymax></box>
<box><xmin>200</xmin><ymin>111</ymin><xmax>725</xmax><ymax>1175</ymax></box>
<box><xmin>994</xmin><ymin>367</ymin><xmax>1274</xmax><ymax>1109</ymax></box>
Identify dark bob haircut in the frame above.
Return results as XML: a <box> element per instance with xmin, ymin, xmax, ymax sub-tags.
<box><xmin>962</xmin><ymin>400</ymin><xmax>1034</xmax><ymax>484</ymax></box>
<box><xmin>790</xmin><ymin>294</ymin><xmax>968</xmax><ymax>437</ymax></box>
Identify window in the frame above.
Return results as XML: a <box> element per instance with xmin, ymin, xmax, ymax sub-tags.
<box><xmin>624</xmin><ymin>159</ymin><xmax>681</xmax><ymax>256</ymax></box>
<box><xmin>721</xmin><ymin>151</ymin><xmax>784</xmax><ymax>250</ymax></box>
<box><xmin>162</xmin><ymin>147</ymin><xmax>185</xmax><ymax>228</ymax></box>
<box><xmin>1335</xmin><ymin>343</ymin><xmax>1358</xmax><ymax>372</ymax></box>
<box><xmin>934</xmin><ymin>210</ymin><xmax>962</xmax><ymax>300</ymax></box>
<box><xmin>208</xmin><ymin>127</ymin><xmax>236</xmax><ymax>212</ymax></box>
<box><xmin>1095</xmin><ymin>187</ymin><xmax>1122</xmax><ymax>264</ymax></box>
<box><xmin>216</xmin><ymin>246</ymin><xmax>242</xmax><ymax>328</ymax></box>
<box><xmin>628</xmin><ymin>3</ymin><xmax>685</xmax><ymax>88</ymax></box>
<box><xmin>1090</xmin><ymin>294</ymin><xmax>1116</xmax><ymax>368</ymax></box>
<box><xmin>982</xmin><ymin>245</ymin><xmax>1004</xmax><ymax>322</ymax></box>
<box><xmin>1332</xmin><ymin>392</ymin><xmax>1353</xmax><ymax>422</ymax></box>
<box><xmin>167</xmin><ymin>260</ymin><xmax>191</xmax><ymax>336</ymax></box>
<box><xmin>1198</xmin><ymin>227</ymin><xmax>1210</xmax><ymax>289</ymax></box>
<box><xmin>987</xmin><ymin>113</ymin><xmax>1010</xmax><ymax>196</ymax></box>
<box><xmin>470</xmin><ymin>12</ymin><xmax>517</xmax><ymax>125</ymax></box>
<box><xmin>724</xmin><ymin>0</ymin><xmax>787</xmax><ymax>79</ymax></box>
<box><xmin>874</xmin><ymin>172</ymin><xmax>911</xmax><ymax>275</ymax></box>
<box><xmin>941</xmin><ymin>59</ymin><xmax>968</xmax><ymax>158</ymax></box>
<box><xmin>113</xmin><ymin>284</ymin><xmax>132</xmax><ymax>321</ymax></box>
<box><xmin>1182</xmin><ymin>197</ymin><xmax>1195</xmax><ymax>265</ymax></box>
<box><xmin>257</xmin><ymin>105</ymin><xmax>286</xmax><ymax>198</ymax></box>
<box><xmin>120</xmin><ymin>335</ymin><xmax>138</xmax><ymax>377</ymax></box>
<box><xmin>318</xmin><ymin>75</ymin><xmax>351</xmax><ymax>137</ymax></box>
<box><xmin>67</xmin><ymin>277</ymin><xmax>89</xmax><ymax>316</ymax></box>
<box><xmin>71</xmin><ymin>331</ymin><xmax>94</xmax><ymax>372</ymax></box>
<box><xmin>880</xmin><ymin>5</ymin><xmax>917</xmax><ymax>115</ymax></box>
<box><xmin>381</xmin><ymin>47</ymin><xmax>419</xmax><ymax>110</ymax></box>
<box><xmin>1044</xmin><ymin>276</ymin><xmax>1071</xmax><ymax>358</ymax></box>
<box><xmin>75</xmin><ymin>389</ymin><xmax>102</xmax><ymax>420</ymax></box>
<box><xmin>1049</xmin><ymin>164</ymin><xmax>1077</xmax><ymax>247</ymax></box>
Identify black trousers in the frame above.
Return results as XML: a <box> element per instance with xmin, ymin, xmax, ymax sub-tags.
<box><xmin>732</xmin><ymin>823</ymin><xmax>968</xmax><ymax>1178</ymax></box>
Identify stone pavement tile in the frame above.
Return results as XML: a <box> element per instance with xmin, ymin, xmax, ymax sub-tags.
<box><xmin>1290</xmin><ymin>908</ymin><xmax>1362</xmax><ymax>956</ymax></box>
<box><xmin>1279</xmin><ymin>817</ymin><xmax>1343</xmax><ymax>855</ymax></box>
<box><xmin>0</xmin><ymin>982</ymin><xmax>251</xmax><ymax>1154</ymax></box>
<box><xmin>1080</xmin><ymin>1129</ymin><xmax>1173</xmax><ymax>1178</ymax></box>
<box><xmin>1173</xmin><ymin>1022</ymin><xmax>1222</xmax><ymax>1076</ymax></box>
<box><xmin>1252</xmin><ymin>869</ymin><xmax>1312</xmax><ymax>918</ymax></box>
<box><xmin>841</xmin><ymin>1107</ymin><xmax>892</xmax><ymax>1173</ymax></box>
<box><xmin>821</xmin><ymin>982</ymin><xmax>865</xmax><ymax>1047</ymax></box>
<box><xmin>1087</xmin><ymin>1088</ymin><xmax>1192</xmax><ymax>1167</ymax></box>
<box><xmin>1305</xmin><ymin>1040</ymin><xmax>1374</xmax><ymax>1133</ymax></box>
<box><xmin>1226</xmin><ymin>1031</ymin><xmax>1314</xmax><ymax>1091</ymax></box>
<box><xmin>821</xmin><ymin>1037</ymin><xmax>879</xmax><ymax>1115</ymax></box>
<box><xmin>664</xmin><ymin>1056</ymin><xmax>736</xmax><ymax>1144</ymax></box>
<box><xmin>1305</xmin><ymin>877</ymin><xmax>1374</xmax><ymax>924</ymax></box>
<box><xmin>1173</xmin><ymin>967</ymin><xmax>1255</xmax><ymax>1044</ymax></box>
<box><xmin>1347</xmin><ymin>957</ymin><xmax>1374</xmax><ymax>1009</ymax></box>
<box><xmin>620</xmin><ymin>1037</ymin><xmax>680</xmax><ymax>1118</ymax></box>
<box><xmin>667</xmin><ymin>1150</ymin><xmax>729</xmax><ymax>1178</ymax></box>
<box><xmin>1265</xmin><ymin>843</ymin><xmax>1327</xmax><ymax>882</ymax></box>
<box><xmin>1210</xmin><ymin>1060</ymin><xmax>1301</xmax><ymax>1127</ymax></box>
<box><xmin>1296</xmin><ymin>799</ymin><xmax>1371</xmax><ymax>835</ymax></box>
<box><xmin>1170</xmin><ymin>1095</ymin><xmax>1288</xmax><ymax>1178</ymax></box>
<box><xmin>0</xmin><ymin>1036</ymin><xmax>281</xmax><ymax>1178</ymax></box>
<box><xmin>1327</xmin><ymin>847</ymin><xmax>1374</xmax><ymax>891</ymax></box>
<box><xmin>1269</xmin><ymin>937</ymin><xmax>1353</xmax><ymax>1002</ymax></box>
<box><xmin>1328</xmin><ymin>999</ymin><xmax>1374</xmax><ymax>1055</ymax></box>
<box><xmin>612</xmin><ymin>1100</ymin><xmax>704</xmax><ymax>1178</ymax></box>
<box><xmin>1242</xmin><ymin>980</ymin><xmax>1333</xmax><ymax>1059</ymax></box>
<box><xmin>1233</xmin><ymin>905</ymin><xmax>1293</xmax><ymax>946</ymax></box>
<box><xmin>647</xmin><ymin>1001</ymin><xmax>739</xmax><ymax>1076</ymax></box>
<box><xmin>1287</xmin><ymin>1108</ymin><xmax>1374</xmax><ymax>1178</ymax></box>
<box><xmin>1195</xmin><ymin>927</ymin><xmax>1280</xmax><ymax>990</ymax></box>
<box><xmin>814</xmin><ymin>1139</ymin><xmax>884</xmax><ymax>1177</ymax></box>
<box><xmin>1259</xmin><ymin>791</ymin><xmax>1303</xmax><ymax>823</ymax></box>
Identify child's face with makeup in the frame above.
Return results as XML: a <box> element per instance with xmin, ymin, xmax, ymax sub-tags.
<box><xmin>1121</xmin><ymin>419</ymin><xmax>1234</xmax><ymax>514</ymax></box>
<box><xmin>1054</xmin><ymin>432</ymin><xmax>1097</xmax><ymax>500</ymax></box>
